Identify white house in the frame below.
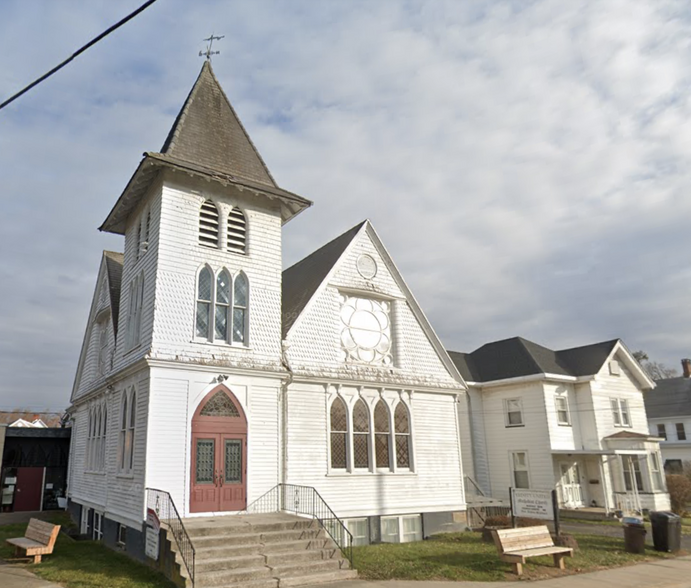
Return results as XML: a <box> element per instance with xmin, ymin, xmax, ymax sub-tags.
<box><xmin>449</xmin><ymin>337</ymin><xmax>670</xmax><ymax>514</ymax></box>
<box><xmin>66</xmin><ymin>61</ymin><xmax>470</xmax><ymax>566</ymax></box>
<box><xmin>645</xmin><ymin>359</ymin><xmax>691</xmax><ymax>473</ymax></box>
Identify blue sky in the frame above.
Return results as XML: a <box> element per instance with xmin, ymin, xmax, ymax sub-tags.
<box><xmin>1</xmin><ymin>0</ymin><xmax>690</xmax><ymax>410</ymax></box>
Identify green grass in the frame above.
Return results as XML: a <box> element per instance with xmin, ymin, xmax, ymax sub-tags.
<box><xmin>0</xmin><ymin>514</ymin><xmax>175</xmax><ymax>588</ymax></box>
<box><xmin>352</xmin><ymin>531</ymin><xmax>685</xmax><ymax>582</ymax></box>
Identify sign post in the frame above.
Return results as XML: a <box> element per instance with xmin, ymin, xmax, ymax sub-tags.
<box><xmin>552</xmin><ymin>489</ymin><xmax>561</xmax><ymax>538</ymax></box>
<box><xmin>509</xmin><ymin>488</ymin><xmax>516</xmax><ymax>528</ymax></box>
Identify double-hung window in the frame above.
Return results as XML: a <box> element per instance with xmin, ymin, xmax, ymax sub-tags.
<box><xmin>118</xmin><ymin>388</ymin><xmax>136</xmax><ymax>473</ymax></box>
<box><xmin>611</xmin><ymin>398</ymin><xmax>631</xmax><ymax>427</ymax></box>
<box><xmin>657</xmin><ymin>424</ymin><xmax>667</xmax><ymax>440</ymax></box>
<box><xmin>555</xmin><ymin>395</ymin><xmax>570</xmax><ymax>426</ymax></box>
<box><xmin>505</xmin><ymin>399</ymin><xmax>523</xmax><ymax>427</ymax></box>
<box><xmin>622</xmin><ymin>456</ymin><xmax>644</xmax><ymax>491</ymax></box>
<box><xmin>676</xmin><ymin>423</ymin><xmax>687</xmax><ymax>441</ymax></box>
<box><xmin>511</xmin><ymin>451</ymin><xmax>530</xmax><ymax>488</ymax></box>
<box><xmin>650</xmin><ymin>452</ymin><xmax>664</xmax><ymax>491</ymax></box>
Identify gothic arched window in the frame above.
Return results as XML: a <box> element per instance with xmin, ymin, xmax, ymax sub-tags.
<box><xmin>215</xmin><ymin>270</ymin><xmax>231</xmax><ymax>340</ymax></box>
<box><xmin>352</xmin><ymin>399</ymin><xmax>370</xmax><ymax>469</ymax></box>
<box><xmin>196</xmin><ymin>267</ymin><xmax>213</xmax><ymax>339</ymax></box>
<box><xmin>232</xmin><ymin>273</ymin><xmax>248</xmax><ymax>344</ymax></box>
<box><xmin>374</xmin><ymin>400</ymin><xmax>391</xmax><ymax>469</ymax></box>
<box><xmin>330</xmin><ymin>397</ymin><xmax>348</xmax><ymax>469</ymax></box>
<box><xmin>394</xmin><ymin>403</ymin><xmax>411</xmax><ymax>469</ymax></box>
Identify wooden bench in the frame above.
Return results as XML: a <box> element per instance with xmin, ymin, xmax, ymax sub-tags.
<box><xmin>6</xmin><ymin>518</ymin><xmax>60</xmax><ymax>563</ymax></box>
<box><xmin>491</xmin><ymin>525</ymin><xmax>572</xmax><ymax>576</ymax></box>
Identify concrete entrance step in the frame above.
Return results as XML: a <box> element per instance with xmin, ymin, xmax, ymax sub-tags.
<box><xmin>169</xmin><ymin>513</ymin><xmax>356</xmax><ymax>588</ymax></box>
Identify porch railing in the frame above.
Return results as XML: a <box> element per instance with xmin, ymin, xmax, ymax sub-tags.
<box><xmin>614</xmin><ymin>491</ymin><xmax>642</xmax><ymax>516</ymax></box>
<box><xmin>242</xmin><ymin>483</ymin><xmax>353</xmax><ymax>565</ymax></box>
<box><xmin>146</xmin><ymin>488</ymin><xmax>196</xmax><ymax>587</ymax></box>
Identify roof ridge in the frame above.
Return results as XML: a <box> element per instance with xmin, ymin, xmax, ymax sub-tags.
<box><xmin>556</xmin><ymin>338</ymin><xmax>620</xmax><ymax>354</ymax></box>
<box><xmin>516</xmin><ymin>337</ymin><xmax>547</xmax><ymax>374</ymax></box>
<box><xmin>160</xmin><ymin>62</ymin><xmax>206</xmax><ymax>154</ymax></box>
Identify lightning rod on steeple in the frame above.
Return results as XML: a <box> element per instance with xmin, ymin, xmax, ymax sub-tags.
<box><xmin>199</xmin><ymin>34</ymin><xmax>224</xmax><ymax>60</ymax></box>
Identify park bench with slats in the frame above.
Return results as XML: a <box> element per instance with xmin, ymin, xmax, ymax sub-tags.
<box><xmin>491</xmin><ymin>525</ymin><xmax>572</xmax><ymax>576</ymax></box>
<box><xmin>6</xmin><ymin>518</ymin><xmax>60</xmax><ymax>563</ymax></box>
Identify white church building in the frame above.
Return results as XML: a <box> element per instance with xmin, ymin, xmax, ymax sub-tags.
<box><xmin>66</xmin><ymin>62</ymin><xmax>668</xmax><ymax>585</ymax></box>
<box><xmin>67</xmin><ymin>61</ymin><xmax>470</xmax><ymax>572</ymax></box>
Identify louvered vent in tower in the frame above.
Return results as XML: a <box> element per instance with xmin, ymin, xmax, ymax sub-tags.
<box><xmin>227</xmin><ymin>207</ymin><xmax>247</xmax><ymax>254</ymax></box>
<box><xmin>199</xmin><ymin>200</ymin><xmax>219</xmax><ymax>248</ymax></box>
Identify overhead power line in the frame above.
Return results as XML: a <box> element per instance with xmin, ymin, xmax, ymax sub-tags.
<box><xmin>0</xmin><ymin>0</ymin><xmax>160</xmax><ymax>112</ymax></box>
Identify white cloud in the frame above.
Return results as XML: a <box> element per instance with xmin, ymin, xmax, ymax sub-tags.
<box><xmin>1</xmin><ymin>0</ymin><xmax>690</xmax><ymax>409</ymax></box>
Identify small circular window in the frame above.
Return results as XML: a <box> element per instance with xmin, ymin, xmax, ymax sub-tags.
<box><xmin>356</xmin><ymin>254</ymin><xmax>377</xmax><ymax>280</ymax></box>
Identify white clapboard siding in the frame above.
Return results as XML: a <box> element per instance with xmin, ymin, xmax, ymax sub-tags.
<box><xmin>591</xmin><ymin>353</ymin><xmax>650</xmax><ymax>440</ymax></box>
<box><xmin>479</xmin><ymin>382</ymin><xmax>553</xmax><ymax>501</ymax></box>
<box><xmin>149</xmin><ymin>180</ymin><xmax>283</xmax><ymax>369</ymax></box>
<box><xmin>145</xmin><ymin>366</ymin><xmax>282</xmax><ymax>517</ymax></box>
<box><xmin>286</xmin><ymin>229</ymin><xmax>459</xmax><ymax>390</ymax></box>
<box><xmin>285</xmin><ymin>385</ymin><xmax>465</xmax><ymax>518</ymax></box>
<box><xmin>543</xmin><ymin>383</ymin><xmax>582</xmax><ymax>451</ymax></box>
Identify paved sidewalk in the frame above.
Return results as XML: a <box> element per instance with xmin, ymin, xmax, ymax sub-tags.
<box><xmin>0</xmin><ymin>562</ymin><xmax>60</xmax><ymax>588</ymax></box>
<box><xmin>324</xmin><ymin>555</ymin><xmax>691</xmax><ymax>588</ymax></box>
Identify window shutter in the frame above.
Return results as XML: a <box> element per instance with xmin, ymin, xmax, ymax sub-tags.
<box><xmin>199</xmin><ymin>200</ymin><xmax>220</xmax><ymax>247</ymax></box>
<box><xmin>227</xmin><ymin>207</ymin><xmax>247</xmax><ymax>253</ymax></box>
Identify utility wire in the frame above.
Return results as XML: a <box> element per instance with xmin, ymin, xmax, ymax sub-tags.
<box><xmin>0</xmin><ymin>0</ymin><xmax>160</xmax><ymax>112</ymax></box>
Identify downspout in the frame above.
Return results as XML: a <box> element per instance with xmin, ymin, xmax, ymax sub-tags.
<box><xmin>280</xmin><ymin>341</ymin><xmax>294</xmax><ymax>486</ymax></box>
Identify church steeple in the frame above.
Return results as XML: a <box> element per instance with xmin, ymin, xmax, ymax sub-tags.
<box><xmin>100</xmin><ymin>62</ymin><xmax>311</xmax><ymax>235</ymax></box>
<box><xmin>160</xmin><ymin>61</ymin><xmax>277</xmax><ymax>187</ymax></box>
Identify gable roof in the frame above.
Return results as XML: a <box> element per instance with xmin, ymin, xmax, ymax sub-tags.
<box><xmin>100</xmin><ymin>62</ymin><xmax>311</xmax><ymax>234</ymax></box>
<box><xmin>644</xmin><ymin>376</ymin><xmax>691</xmax><ymax>418</ymax></box>
<box><xmin>448</xmin><ymin>337</ymin><xmax>619</xmax><ymax>383</ymax></box>
<box><xmin>160</xmin><ymin>60</ymin><xmax>276</xmax><ymax>186</ymax></box>
<box><xmin>282</xmin><ymin>221</ymin><xmax>365</xmax><ymax>337</ymax></box>
<box><xmin>103</xmin><ymin>251</ymin><xmax>123</xmax><ymax>336</ymax></box>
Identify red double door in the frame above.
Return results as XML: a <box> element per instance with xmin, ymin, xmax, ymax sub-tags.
<box><xmin>190</xmin><ymin>387</ymin><xmax>247</xmax><ymax>513</ymax></box>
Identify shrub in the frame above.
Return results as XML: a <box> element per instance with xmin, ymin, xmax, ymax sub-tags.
<box><xmin>666</xmin><ymin>474</ymin><xmax>691</xmax><ymax>515</ymax></box>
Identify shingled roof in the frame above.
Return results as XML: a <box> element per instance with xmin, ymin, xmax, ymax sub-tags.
<box><xmin>645</xmin><ymin>376</ymin><xmax>691</xmax><ymax>418</ymax></box>
<box><xmin>160</xmin><ymin>60</ymin><xmax>276</xmax><ymax>186</ymax></box>
<box><xmin>448</xmin><ymin>337</ymin><xmax>619</xmax><ymax>383</ymax></box>
<box><xmin>103</xmin><ymin>251</ymin><xmax>123</xmax><ymax>336</ymax></box>
<box><xmin>282</xmin><ymin>221</ymin><xmax>366</xmax><ymax>338</ymax></box>
<box><xmin>100</xmin><ymin>62</ymin><xmax>311</xmax><ymax>234</ymax></box>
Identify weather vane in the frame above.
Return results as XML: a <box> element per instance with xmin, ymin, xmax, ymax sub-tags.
<box><xmin>199</xmin><ymin>34</ymin><xmax>224</xmax><ymax>60</ymax></box>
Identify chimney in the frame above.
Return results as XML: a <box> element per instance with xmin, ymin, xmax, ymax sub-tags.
<box><xmin>682</xmin><ymin>359</ymin><xmax>691</xmax><ymax>378</ymax></box>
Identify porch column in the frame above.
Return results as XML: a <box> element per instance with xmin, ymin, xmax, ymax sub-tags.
<box><xmin>599</xmin><ymin>456</ymin><xmax>611</xmax><ymax>514</ymax></box>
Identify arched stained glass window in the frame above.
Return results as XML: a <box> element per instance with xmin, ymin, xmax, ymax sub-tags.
<box><xmin>374</xmin><ymin>400</ymin><xmax>391</xmax><ymax>469</ymax></box>
<box><xmin>232</xmin><ymin>273</ymin><xmax>248</xmax><ymax>344</ymax></box>
<box><xmin>196</xmin><ymin>267</ymin><xmax>213</xmax><ymax>339</ymax></box>
<box><xmin>215</xmin><ymin>270</ymin><xmax>231</xmax><ymax>340</ymax></box>
<box><xmin>330</xmin><ymin>398</ymin><xmax>347</xmax><ymax>469</ymax></box>
<box><xmin>199</xmin><ymin>200</ymin><xmax>219</xmax><ymax>247</ymax></box>
<box><xmin>119</xmin><ymin>395</ymin><xmax>128</xmax><ymax>470</ymax></box>
<box><xmin>352</xmin><ymin>399</ymin><xmax>370</xmax><ymax>469</ymax></box>
<box><xmin>394</xmin><ymin>403</ymin><xmax>411</xmax><ymax>468</ymax></box>
<box><xmin>200</xmin><ymin>391</ymin><xmax>240</xmax><ymax>417</ymax></box>
<box><xmin>127</xmin><ymin>393</ymin><xmax>136</xmax><ymax>471</ymax></box>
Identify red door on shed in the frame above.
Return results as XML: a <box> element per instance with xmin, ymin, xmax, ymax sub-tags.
<box><xmin>14</xmin><ymin>467</ymin><xmax>43</xmax><ymax>511</ymax></box>
<box><xmin>190</xmin><ymin>386</ymin><xmax>247</xmax><ymax>513</ymax></box>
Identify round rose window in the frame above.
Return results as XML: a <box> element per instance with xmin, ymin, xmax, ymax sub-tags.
<box><xmin>340</xmin><ymin>296</ymin><xmax>392</xmax><ymax>365</ymax></box>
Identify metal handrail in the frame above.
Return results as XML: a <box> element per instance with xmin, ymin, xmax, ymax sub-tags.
<box><xmin>146</xmin><ymin>488</ymin><xmax>196</xmax><ymax>587</ymax></box>
<box><xmin>242</xmin><ymin>483</ymin><xmax>354</xmax><ymax>565</ymax></box>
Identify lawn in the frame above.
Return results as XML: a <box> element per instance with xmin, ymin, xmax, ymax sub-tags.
<box><xmin>352</xmin><ymin>531</ymin><xmax>686</xmax><ymax>582</ymax></box>
<box><xmin>0</xmin><ymin>513</ymin><xmax>175</xmax><ymax>588</ymax></box>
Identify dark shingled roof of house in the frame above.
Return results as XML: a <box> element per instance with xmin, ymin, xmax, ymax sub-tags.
<box><xmin>644</xmin><ymin>376</ymin><xmax>691</xmax><ymax>418</ymax></box>
<box><xmin>282</xmin><ymin>221</ymin><xmax>366</xmax><ymax>338</ymax></box>
<box><xmin>448</xmin><ymin>337</ymin><xmax>619</xmax><ymax>383</ymax></box>
<box><xmin>104</xmin><ymin>251</ymin><xmax>123</xmax><ymax>336</ymax></box>
<box><xmin>160</xmin><ymin>60</ymin><xmax>276</xmax><ymax>186</ymax></box>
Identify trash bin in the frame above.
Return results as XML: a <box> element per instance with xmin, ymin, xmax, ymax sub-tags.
<box><xmin>650</xmin><ymin>511</ymin><xmax>682</xmax><ymax>552</ymax></box>
<box><xmin>623</xmin><ymin>523</ymin><xmax>647</xmax><ymax>554</ymax></box>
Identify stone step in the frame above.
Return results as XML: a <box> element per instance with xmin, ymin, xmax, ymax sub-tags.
<box><xmin>184</xmin><ymin>517</ymin><xmax>317</xmax><ymax>538</ymax></box>
<box><xmin>194</xmin><ymin>542</ymin><xmax>264</xmax><ymax>559</ymax></box>
<box><xmin>195</xmin><ymin>553</ymin><xmax>267</xmax><ymax>573</ymax></box>
<box><xmin>265</xmin><ymin>548</ymin><xmax>338</xmax><ymax>567</ymax></box>
<box><xmin>192</xmin><ymin>528</ymin><xmax>325</xmax><ymax>549</ymax></box>
<box><xmin>269</xmin><ymin>558</ymin><xmax>344</xmax><ymax>578</ymax></box>
<box><xmin>195</xmin><ymin>565</ymin><xmax>273</xmax><ymax>587</ymax></box>
<box><xmin>277</xmin><ymin>568</ymin><xmax>358</xmax><ymax>587</ymax></box>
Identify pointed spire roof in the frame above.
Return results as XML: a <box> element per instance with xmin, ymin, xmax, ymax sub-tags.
<box><xmin>100</xmin><ymin>62</ymin><xmax>311</xmax><ymax>235</ymax></box>
<box><xmin>160</xmin><ymin>61</ymin><xmax>277</xmax><ymax>186</ymax></box>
